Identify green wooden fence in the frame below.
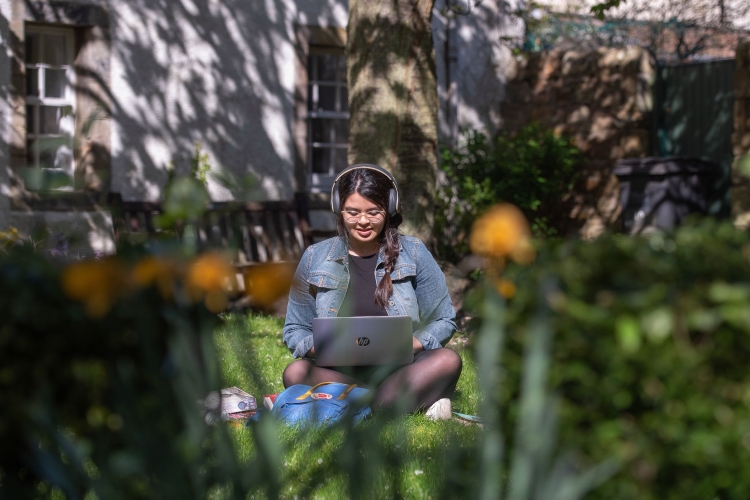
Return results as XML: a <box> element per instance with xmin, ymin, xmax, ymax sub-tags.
<box><xmin>654</xmin><ymin>59</ymin><xmax>734</xmax><ymax>215</ymax></box>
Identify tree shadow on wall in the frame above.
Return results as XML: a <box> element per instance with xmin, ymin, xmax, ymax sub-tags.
<box><xmin>433</xmin><ymin>0</ymin><xmax>523</xmax><ymax>142</ymax></box>
<box><xmin>108</xmin><ymin>0</ymin><xmax>342</xmax><ymax>203</ymax></box>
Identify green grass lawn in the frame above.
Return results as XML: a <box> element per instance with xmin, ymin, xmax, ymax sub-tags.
<box><xmin>213</xmin><ymin>313</ymin><xmax>481</xmax><ymax>499</ymax></box>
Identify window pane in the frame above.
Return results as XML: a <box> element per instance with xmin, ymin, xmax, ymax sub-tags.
<box><xmin>44</xmin><ymin>69</ymin><xmax>67</xmax><ymax>98</ymax></box>
<box><xmin>308</xmin><ymin>84</ymin><xmax>315</xmax><ymax>111</ymax></box>
<box><xmin>40</xmin><ymin>106</ymin><xmax>60</xmax><ymax>134</ymax></box>
<box><xmin>339</xmin><ymin>87</ymin><xmax>349</xmax><ymax>113</ymax></box>
<box><xmin>311</xmin><ymin>148</ymin><xmax>331</xmax><ymax>174</ymax></box>
<box><xmin>54</xmin><ymin>144</ymin><xmax>73</xmax><ymax>172</ymax></box>
<box><xmin>26</xmin><ymin>68</ymin><xmax>39</xmax><ymax>97</ymax></box>
<box><xmin>311</xmin><ymin>118</ymin><xmax>332</xmax><ymax>143</ymax></box>
<box><xmin>39</xmin><ymin>140</ymin><xmax>55</xmax><ymax>169</ymax></box>
<box><xmin>38</xmin><ymin>138</ymin><xmax>73</xmax><ymax>171</ymax></box>
<box><xmin>307</xmin><ymin>51</ymin><xmax>349</xmax><ymax>184</ymax></box>
<box><xmin>43</xmin><ymin>169</ymin><xmax>73</xmax><ymax>189</ymax></box>
<box><xmin>42</xmin><ymin>35</ymin><xmax>67</xmax><ymax>65</ymax></box>
<box><xmin>23</xmin><ymin>165</ymin><xmax>71</xmax><ymax>190</ymax></box>
<box><xmin>26</xmin><ymin>139</ymin><xmax>36</xmax><ymax>168</ymax></box>
<box><xmin>334</xmin><ymin>119</ymin><xmax>348</xmax><ymax>144</ymax></box>
<box><xmin>40</xmin><ymin>106</ymin><xmax>63</xmax><ymax>134</ymax></box>
<box><xmin>318</xmin><ymin>86</ymin><xmax>336</xmax><ymax>111</ymax></box>
<box><xmin>307</xmin><ymin>55</ymin><xmax>315</xmax><ymax>81</ymax></box>
<box><xmin>59</xmin><ymin>107</ymin><xmax>74</xmax><ymax>135</ymax></box>
<box><xmin>333</xmin><ymin>148</ymin><xmax>348</xmax><ymax>173</ymax></box>
<box><xmin>336</xmin><ymin>55</ymin><xmax>347</xmax><ymax>82</ymax></box>
<box><xmin>25</xmin><ymin>33</ymin><xmax>40</xmax><ymax>64</ymax></box>
<box><xmin>316</xmin><ymin>55</ymin><xmax>337</xmax><ymax>82</ymax></box>
<box><xmin>38</xmin><ymin>106</ymin><xmax>73</xmax><ymax>135</ymax></box>
<box><xmin>26</xmin><ymin>105</ymin><xmax>35</xmax><ymax>133</ymax></box>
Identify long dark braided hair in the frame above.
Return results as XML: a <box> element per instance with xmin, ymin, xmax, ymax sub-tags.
<box><xmin>336</xmin><ymin>168</ymin><xmax>402</xmax><ymax>309</ymax></box>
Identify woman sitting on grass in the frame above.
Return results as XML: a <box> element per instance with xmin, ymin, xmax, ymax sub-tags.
<box><xmin>282</xmin><ymin>164</ymin><xmax>462</xmax><ymax>414</ymax></box>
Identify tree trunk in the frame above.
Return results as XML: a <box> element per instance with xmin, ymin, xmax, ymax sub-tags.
<box><xmin>347</xmin><ymin>0</ymin><xmax>438</xmax><ymax>243</ymax></box>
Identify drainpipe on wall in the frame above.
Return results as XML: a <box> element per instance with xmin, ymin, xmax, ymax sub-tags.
<box><xmin>444</xmin><ymin>1</ymin><xmax>459</xmax><ymax>148</ymax></box>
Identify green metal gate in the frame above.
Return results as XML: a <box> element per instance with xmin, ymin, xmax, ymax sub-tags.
<box><xmin>654</xmin><ymin>59</ymin><xmax>735</xmax><ymax>215</ymax></box>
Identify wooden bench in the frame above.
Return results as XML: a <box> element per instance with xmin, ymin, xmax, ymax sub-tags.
<box><xmin>108</xmin><ymin>192</ymin><xmax>335</xmax><ymax>266</ymax></box>
<box><xmin>109</xmin><ymin>192</ymin><xmax>338</xmax><ymax>313</ymax></box>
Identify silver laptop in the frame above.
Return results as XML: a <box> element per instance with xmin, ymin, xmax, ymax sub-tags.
<box><xmin>312</xmin><ymin>316</ymin><xmax>413</xmax><ymax>367</ymax></box>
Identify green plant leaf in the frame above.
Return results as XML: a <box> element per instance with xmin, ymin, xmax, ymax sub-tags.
<box><xmin>616</xmin><ymin>315</ymin><xmax>641</xmax><ymax>353</ymax></box>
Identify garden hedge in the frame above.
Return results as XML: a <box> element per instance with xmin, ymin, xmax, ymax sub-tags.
<box><xmin>490</xmin><ymin>220</ymin><xmax>750</xmax><ymax>499</ymax></box>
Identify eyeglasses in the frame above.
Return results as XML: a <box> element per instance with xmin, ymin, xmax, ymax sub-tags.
<box><xmin>343</xmin><ymin>209</ymin><xmax>385</xmax><ymax>223</ymax></box>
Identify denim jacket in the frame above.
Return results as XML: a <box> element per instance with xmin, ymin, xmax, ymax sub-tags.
<box><xmin>283</xmin><ymin>235</ymin><xmax>457</xmax><ymax>359</ymax></box>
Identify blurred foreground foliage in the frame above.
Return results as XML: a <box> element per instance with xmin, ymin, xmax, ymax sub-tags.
<box><xmin>0</xmin><ymin>242</ymin><xmax>303</xmax><ymax>499</ymax></box>
<box><xmin>483</xmin><ymin>219</ymin><xmax>750</xmax><ymax>499</ymax></box>
<box><xmin>0</xmin><ymin>202</ymin><xmax>615</xmax><ymax>499</ymax></box>
<box><xmin>0</xmin><ymin>245</ymin><xmax>236</xmax><ymax>499</ymax></box>
<box><xmin>8</xmin><ymin>210</ymin><xmax>749</xmax><ymax>499</ymax></box>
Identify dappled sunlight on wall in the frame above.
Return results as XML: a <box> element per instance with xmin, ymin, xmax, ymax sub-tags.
<box><xmin>500</xmin><ymin>47</ymin><xmax>655</xmax><ymax>238</ymax></box>
<box><xmin>0</xmin><ymin>3</ymin><xmax>11</xmax><ymax>226</ymax></box>
<box><xmin>109</xmin><ymin>0</ymin><xmax>343</xmax><ymax>203</ymax></box>
<box><xmin>731</xmin><ymin>38</ymin><xmax>750</xmax><ymax>228</ymax></box>
<box><xmin>432</xmin><ymin>0</ymin><xmax>525</xmax><ymax>144</ymax></box>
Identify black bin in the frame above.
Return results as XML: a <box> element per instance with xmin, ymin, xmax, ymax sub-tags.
<box><xmin>613</xmin><ymin>156</ymin><xmax>729</xmax><ymax>234</ymax></box>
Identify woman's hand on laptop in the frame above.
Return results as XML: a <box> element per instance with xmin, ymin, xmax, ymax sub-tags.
<box><xmin>412</xmin><ymin>337</ymin><xmax>424</xmax><ymax>354</ymax></box>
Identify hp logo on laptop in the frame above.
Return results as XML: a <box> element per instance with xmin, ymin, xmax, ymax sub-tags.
<box><xmin>356</xmin><ymin>337</ymin><xmax>370</xmax><ymax>346</ymax></box>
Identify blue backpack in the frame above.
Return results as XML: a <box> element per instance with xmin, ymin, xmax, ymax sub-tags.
<box><xmin>251</xmin><ymin>382</ymin><xmax>372</xmax><ymax>428</ymax></box>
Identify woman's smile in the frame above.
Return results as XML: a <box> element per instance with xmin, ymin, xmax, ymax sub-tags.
<box><xmin>343</xmin><ymin>192</ymin><xmax>386</xmax><ymax>256</ymax></box>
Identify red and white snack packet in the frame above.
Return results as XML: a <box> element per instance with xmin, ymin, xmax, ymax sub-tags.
<box><xmin>263</xmin><ymin>394</ymin><xmax>278</xmax><ymax>410</ymax></box>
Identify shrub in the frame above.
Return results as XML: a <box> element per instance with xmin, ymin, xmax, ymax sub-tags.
<box><xmin>480</xmin><ymin>219</ymin><xmax>750</xmax><ymax>499</ymax></box>
<box><xmin>436</xmin><ymin>124</ymin><xmax>580</xmax><ymax>262</ymax></box>
<box><xmin>0</xmin><ymin>247</ymin><xmax>234</xmax><ymax>498</ymax></box>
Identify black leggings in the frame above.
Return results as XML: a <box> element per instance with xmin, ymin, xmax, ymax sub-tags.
<box><xmin>282</xmin><ymin>348</ymin><xmax>462</xmax><ymax>413</ymax></box>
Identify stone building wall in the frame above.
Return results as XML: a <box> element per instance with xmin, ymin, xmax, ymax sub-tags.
<box><xmin>732</xmin><ymin>38</ymin><xmax>750</xmax><ymax>229</ymax></box>
<box><xmin>500</xmin><ymin>47</ymin><xmax>655</xmax><ymax>238</ymax></box>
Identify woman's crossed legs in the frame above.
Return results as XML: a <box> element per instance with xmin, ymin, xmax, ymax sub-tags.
<box><xmin>282</xmin><ymin>347</ymin><xmax>463</xmax><ymax>414</ymax></box>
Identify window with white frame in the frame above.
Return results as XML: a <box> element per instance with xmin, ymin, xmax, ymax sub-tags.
<box><xmin>307</xmin><ymin>50</ymin><xmax>349</xmax><ymax>192</ymax></box>
<box><xmin>24</xmin><ymin>25</ymin><xmax>76</xmax><ymax>191</ymax></box>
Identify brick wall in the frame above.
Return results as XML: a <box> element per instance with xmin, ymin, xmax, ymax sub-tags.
<box><xmin>732</xmin><ymin>38</ymin><xmax>750</xmax><ymax>229</ymax></box>
<box><xmin>500</xmin><ymin>47</ymin><xmax>655</xmax><ymax>238</ymax></box>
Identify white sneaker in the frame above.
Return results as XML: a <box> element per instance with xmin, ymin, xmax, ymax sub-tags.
<box><xmin>425</xmin><ymin>398</ymin><xmax>452</xmax><ymax>421</ymax></box>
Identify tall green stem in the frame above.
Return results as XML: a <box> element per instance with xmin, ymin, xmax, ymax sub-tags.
<box><xmin>477</xmin><ymin>283</ymin><xmax>506</xmax><ymax>500</ymax></box>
